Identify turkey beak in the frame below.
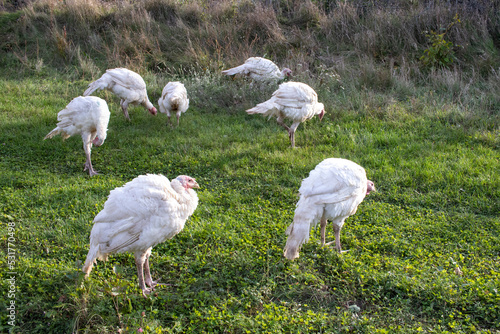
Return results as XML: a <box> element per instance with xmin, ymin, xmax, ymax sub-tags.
<box><xmin>92</xmin><ymin>137</ymin><xmax>102</xmax><ymax>146</ymax></box>
<box><xmin>192</xmin><ymin>180</ymin><xmax>200</xmax><ymax>189</ymax></box>
<box><xmin>149</xmin><ymin>107</ymin><xmax>157</xmax><ymax>116</ymax></box>
<box><xmin>318</xmin><ymin>109</ymin><xmax>325</xmax><ymax>121</ymax></box>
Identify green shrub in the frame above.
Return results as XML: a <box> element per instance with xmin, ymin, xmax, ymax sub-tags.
<box><xmin>420</xmin><ymin>14</ymin><xmax>462</xmax><ymax>68</ymax></box>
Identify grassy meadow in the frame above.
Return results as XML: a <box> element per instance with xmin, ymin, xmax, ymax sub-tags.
<box><xmin>1</xmin><ymin>0</ymin><xmax>499</xmax><ymax>333</ymax></box>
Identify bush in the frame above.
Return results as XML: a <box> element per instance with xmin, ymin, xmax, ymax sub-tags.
<box><xmin>420</xmin><ymin>14</ymin><xmax>462</xmax><ymax>68</ymax></box>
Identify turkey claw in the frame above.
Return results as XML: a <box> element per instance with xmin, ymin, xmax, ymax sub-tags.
<box><xmin>145</xmin><ymin>279</ymin><xmax>158</xmax><ymax>289</ymax></box>
<box><xmin>323</xmin><ymin>241</ymin><xmax>348</xmax><ymax>253</ymax></box>
<box><xmin>142</xmin><ymin>288</ymin><xmax>152</xmax><ymax>298</ymax></box>
<box><xmin>84</xmin><ymin>163</ymin><xmax>99</xmax><ymax>176</ymax></box>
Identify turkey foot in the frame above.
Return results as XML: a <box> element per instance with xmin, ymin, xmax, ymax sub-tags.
<box><xmin>144</xmin><ymin>256</ymin><xmax>159</xmax><ymax>290</ymax></box>
<box><xmin>145</xmin><ymin>278</ymin><xmax>158</xmax><ymax>289</ymax></box>
<box><xmin>83</xmin><ymin>161</ymin><xmax>99</xmax><ymax>176</ymax></box>
<box><xmin>324</xmin><ymin>241</ymin><xmax>350</xmax><ymax>253</ymax></box>
<box><xmin>142</xmin><ymin>287</ymin><xmax>153</xmax><ymax>298</ymax></box>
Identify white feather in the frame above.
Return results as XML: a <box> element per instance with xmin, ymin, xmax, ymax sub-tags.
<box><xmin>222</xmin><ymin>57</ymin><xmax>291</xmax><ymax>82</ymax></box>
<box><xmin>283</xmin><ymin>158</ymin><xmax>372</xmax><ymax>260</ymax></box>
<box><xmin>44</xmin><ymin>96</ymin><xmax>110</xmax><ymax>176</ymax></box>
<box><xmin>246</xmin><ymin>82</ymin><xmax>324</xmax><ymax>147</ymax></box>
<box><xmin>84</xmin><ymin>68</ymin><xmax>157</xmax><ymax>118</ymax></box>
<box><xmin>83</xmin><ymin>174</ymin><xmax>199</xmax><ymax>276</ymax></box>
<box><xmin>158</xmin><ymin>82</ymin><xmax>189</xmax><ymax>126</ymax></box>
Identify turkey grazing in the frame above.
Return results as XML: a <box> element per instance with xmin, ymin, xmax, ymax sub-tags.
<box><xmin>44</xmin><ymin>96</ymin><xmax>110</xmax><ymax>177</ymax></box>
<box><xmin>246</xmin><ymin>81</ymin><xmax>325</xmax><ymax>148</ymax></box>
<box><xmin>158</xmin><ymin>82</ymin><xmax>189</xmax><ymax>127</ymax></box>
<box><xmin>222</xmin><ymin>57</ymin><xmax>292</xmax><ymax>83</ymax></box>
<box><xmin>283</xmin><ymin>158</ymin><xmax>375</xmax><ymax>260</ymax></box>
<box><xmin>84</xmin><ymin>68</ymin><xmax>157</xmax><ymax>121</ymax></box>
<box><xmin>83</xmin><ymin>174</ymin><xmax>199</xmax><ymax>297</ymax></box>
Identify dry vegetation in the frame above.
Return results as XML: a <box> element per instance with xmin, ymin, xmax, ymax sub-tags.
<box><xmin>1</xmin><ymin>0</ymin><xmax>498</xmax><ymax>71</ymax></box>
<box><xmin>1</xmin><ymin>0</ymin><xmax>499</xmax><ymax>126</ymax></box>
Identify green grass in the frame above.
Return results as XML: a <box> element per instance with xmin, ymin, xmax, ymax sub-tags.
<box><xmin>0</xmin><ymin>70</ymin><xmax>498</xmax><ymax>333</ymax></box>
<box><xmin>1</xmin><ymin>1</ymin><xmax>499</xmax><ymax>332</ymax></box>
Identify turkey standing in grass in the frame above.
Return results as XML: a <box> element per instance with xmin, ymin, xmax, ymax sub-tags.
<box><xmin>82</xmin><ymin>174</ymin><xmax>200</xmax><ymax>297</ymax></box>
<box><xmin>43</xmin><ymin>96</ymin><xmax>110</xmax><ymax>177</ymax></box>
<box><xmin>283</xmin><ymin>158</ymin><xmax>375</xmax><ymax>260</ymax></box>
<box><xmin>83</xmin><ymin>68</ymin><xmax>157</xmax><ymax>121</ymax></box>
<box><xmin>222</xmin><ymin>57</ymin><xmax>292</xmax><ymax>83</ymax></box>
<box><xmin>246</xmin><ymin>81</ymin><xmax>325</xmax><ymax>148</ymax></box>
<box><xmin>158</xmin><ymin>82</ymin><xmax>189</xmax><ymax>127</ymax></box>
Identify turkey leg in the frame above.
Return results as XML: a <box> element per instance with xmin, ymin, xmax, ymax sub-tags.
<box><xmin>320</xmin><ymin>218</ymin><xmax>328</xmax><ymax>246</ymax></box>
<box><xmin>288</xmin><ymin>123</ymin><xmax>300</xmax><ymax>148</ymax></box>
<box><xmin>120</xmin><ymin>99</ymin><xmax>131</xmax><ymax>121</ymax></box>
<box><xmin>82</xmin><ymin>134</ymin><xmax>98</xmax><ymax>176</ymax></box>
<box><xmin>143</xmin><ymin>253</ymin><xmax>158</xmax><ymax>290</ymax></box>
<box><xmin>276</xmin><ymin>117</ymin><xmax>290</xmax><ymax>132</ymax></box>
<box><xmin>135</xmin><ymin>251</ymin><xmax>152</xmax><ymax>298</ymax></box>
<box><xmin>276</xmin><ymin>117</ymin><xmax>300</xmax><ymax>148</ymax></box>
<box><xmin>325</xmin><ymin>223</ymin><xmax>348</xmax><ymax>253</ymax></box>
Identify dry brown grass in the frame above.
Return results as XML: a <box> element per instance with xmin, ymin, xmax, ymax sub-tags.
<box><xmin>8</xmin><ymin>0</ymin><xmax>496</xmax><ymax>73</ymax></box>
<box><xmin>1</xmin><ymin>0</ymin><xmax>499</xmax><ymax>122</ymax></box>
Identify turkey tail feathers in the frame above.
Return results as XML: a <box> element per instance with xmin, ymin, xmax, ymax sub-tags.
<box><xmin>82</xmin><ymin>245</ymin><xmax>99</xmax><ymax>277</ymax></box>
<box><xmin>246</xmin><ymin>100</ymin><xmax>275</xmax><ymax>115</ymax></box>
<box><xmin>284</xmin><ymin>197</ymin><xmax>322</xmax><ymax>260</ymax></box>
<box><xmin>83</xmin><ymin>80</ymin><xmax>103</xmax><ymax>96</ymax></box>
<box><xmin>283</xmin><ymin>219</ymin><xmax>312</xmax><ymax>260</ymax></box>
<box><xmin>222</xmin><ymin>65</ymin><xmax>245</xmax><ymax>76</ymax></box>
<box><xmin>43</xmin><ymin>128</ymin><xmax>60</xmax><ymax>140</ymax></box>
<box><xmin>170</xmin><ymin>96</ymin><xmax>182</xmax><ymax>110</ymax></box>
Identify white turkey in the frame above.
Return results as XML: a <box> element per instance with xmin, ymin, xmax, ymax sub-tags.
<box><xmin>283</xmin><ymin>158</ymin><xmax>375</xmax><ymax>260</ymax></box>
<box><xmin>43</xmin><ymin>96</ymin><xmax>110</xmax><ymax>177</ymax></box>
<box><xmin>246</xmin><ymin>81</ymin><xmax>325</xmax><ymax>148</ymax></box>
<box><xmin>83</xmin><ymin>174</ymin><xmax>200</xmax><ymax>297</ymax></box>
<box><xmin>83</xmin><ymin>68</ymin><xmax>157</xmax><ymax>121</ymax></box>
<box><xmin>222</xmin><ymin>57</ymin><xmax>292</xmax><ymax>83</ymax></box>
<box><xmin>158</xmin><ymin>81</ymin><xmax>189</xmax><ymax>127</ymax></box>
